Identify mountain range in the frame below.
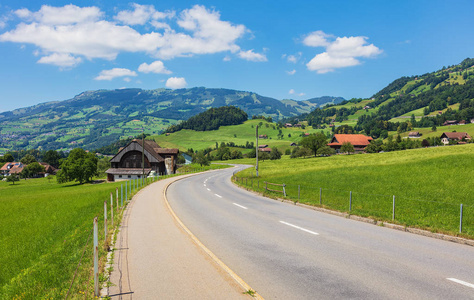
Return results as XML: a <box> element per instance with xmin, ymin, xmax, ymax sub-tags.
<box><xmin>0</xmin><ymin>87</ymin><xmax>343</xmax><ymax>152</ymax></box>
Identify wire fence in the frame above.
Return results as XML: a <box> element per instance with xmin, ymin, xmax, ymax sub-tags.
<box><xmin>233</xmin><ymin>176</ymin><xmax>474</xmax><ymax>238</ymax></box>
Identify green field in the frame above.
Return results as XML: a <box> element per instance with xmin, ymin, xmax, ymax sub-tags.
<box><xmin>232</xmin><ymin>144</ymin><xmax>474</xmax><ymax>238</ymax></box>
<box><xmin>0</xmin><ymin>164</ymin><xmax>228</xmax><ymax>299</ymax></box>
<box><xmin>152</xmin><ymin>119</ymin><xmax>331</xmax><ymax>153</ymax></box>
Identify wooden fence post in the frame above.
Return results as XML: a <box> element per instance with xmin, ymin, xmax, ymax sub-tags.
<box><xmin>392</xmin><ymin>195</ymin><xmax>395</xmax><ymax>221</ymax></box>
<box><xmin>116</xmin><ymin>188</ymin><xmax>119</xmax><ymax>212</ymax></box>
<box><xmin>319</xmin><ymin>188</ymin><xmax>322</xmax><ymax>205</ymax></box>
<box><xmin>110</xmin><ymin>193</ymin><xmax>114</xmax><ymax>227</ymax></box>
<box><xmin>460</xmin><ymin>204</ymin><xmax>463</xmax><ymax>233</ymax></box>
<box><xmin>121</xmin><ymin>184</ymin><xmax>123</xmax><ymax>207</ymax></box>
<box><xmin>349</xmin><ymin>191</ymin><xmax>352</xmax><ymax>212</ymax></box>
<box><xmin>93</xmin><ymin>217</ymin><xmax>99</xmax><ymax>297</ymax></box>
<box><xmin>104</xmin><ymin>201</ymin><xmax>108</xmax><ymax>241</ymax></box>
<box><xmin>283</xmin><ymin>184</ymin><xmax>286</xmax><ymax>197</ymax></box>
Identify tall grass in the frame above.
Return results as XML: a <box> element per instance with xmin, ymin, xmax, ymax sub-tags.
<box><xmin>234</xmin><ymin>144</ymin><xmax>474</xmax><ymax>238</ymax></box>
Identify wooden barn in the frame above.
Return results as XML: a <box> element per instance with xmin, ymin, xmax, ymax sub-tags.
<box><xmin>106</xmin><ymin>139</ymin><xmax>179</xmax><ymax>182</ymax></box>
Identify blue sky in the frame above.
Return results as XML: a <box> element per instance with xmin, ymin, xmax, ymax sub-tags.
<box><xmin>1</xmin><ymin>0</ymin><xmax>473</xmax><ymax>112</ymax></box>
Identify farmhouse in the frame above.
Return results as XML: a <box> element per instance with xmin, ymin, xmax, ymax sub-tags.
<box><xmin>408</xmin><ymin>131</ymin><xmax>422</xmax><ymax>138</ymax></box>
<box><xmin>0</xmin><ymin>162</ymin><xmax>24</xmax><ymax>176</ymax></box>
<box><xmin>106</xmin><ymin>139</ymin><xmax>179</xmax><ymax>182</ymax></box>
<box><xmin>258</xmin><ymin>147</ymin><xmax>272</xmax><ymax>153</ymax></box>
<box><xmin>258</xmin><ymin>134</ymin><xmax>268</xmax><ymax>139</ymax></box>
<box><xmin>327</xmin><ymin>134</ymin><xmax>373</xmax><ymax>153</ymax></box>
<box><xmin>440</xmin><ymin>132</ymin><xmax>471</xmax><ymax>145</ymax></box>
<box><xmin>443</xmin><ymin>120</ymin><xmax>458</xmax><ymax>126</ymax></box>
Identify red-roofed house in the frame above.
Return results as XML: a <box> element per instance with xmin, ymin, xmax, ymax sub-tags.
<box><xmin>327</xmin><ymin>134</ymin><xmax>373</xmax><ymax>153</ymax></box>
<box><xmin>106</xmin><ymin>139</ymin><xmax>179</xmax><ymax>181</ymax></box>
<box><xmin>258</xmin><ymin>147</ymin><xmax>272</xmax><ymax>153</ymax></box>
<box><xmin>1</xmin><ymin>162</ymin><xmax>24</xmax><ymax>176</ymax></box>
<box><xmin>440</xmin><ymin>132</ymin><xmax>471</xmax><ymax>145</ymax></box>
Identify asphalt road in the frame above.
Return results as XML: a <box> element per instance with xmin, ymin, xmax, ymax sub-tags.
<box><xmin>167</xmin><ymin>166</ymin><xmax>474</xmax><ymax>299</ymax></box>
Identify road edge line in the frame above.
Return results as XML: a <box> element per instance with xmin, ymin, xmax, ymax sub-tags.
<box><xmin>163</xmin><ymin>172</ymin><xmax>264</xmax><ymax>300</ymax></box>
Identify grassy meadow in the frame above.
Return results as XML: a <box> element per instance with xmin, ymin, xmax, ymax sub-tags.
<box><xmin>152</xmin><ymin>119</ymin><xmax>331</xmax><ymax>153</ymax></box>
<box><xmin>231</xmin><ymin>144</ymin><xmax>474</xmax><ymax>238</ymax></box>
<box><xmin>0</xmin><ymin>177</ymin><xmax>125</xmax><ymax>299</ymax></box>
<box><xmin>0</xmin><ymin>164</ymin><xmax>228</xmax><ymax>299</ymax></box>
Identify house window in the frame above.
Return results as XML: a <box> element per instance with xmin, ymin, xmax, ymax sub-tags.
<box><xmin>119</xmin><ymin>175</ymin><xmax>122</xmax><ymax>178</ymax></box>
<box><xmin>128</xmin><ymin>175</ymin><xmax>131</xmax><ymax>178</ymax></box>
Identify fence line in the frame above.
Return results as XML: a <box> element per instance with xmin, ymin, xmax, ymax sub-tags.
<box><xmin>233</xmin><ymin>176</ymin><xmax>472</xmax><ymax>236</ymax></box>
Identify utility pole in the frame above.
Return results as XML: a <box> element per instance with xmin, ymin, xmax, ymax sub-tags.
<box><xmin>141</xmin><ymin>130</ymin><xmax>145</xmax><ymax>185</ymax></box>
<box><xmin>256</xmin><ymin>125</ymin><xmax>259</xmax><ymax>177</ymax></box>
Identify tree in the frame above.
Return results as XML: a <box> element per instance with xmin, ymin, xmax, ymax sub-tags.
<box><xmin>56</xmin><ymin>148</ymin><xmax>98</xmax><ymax>184</ymax></box>
<box><xmin>193</xmin><ymin>152</ymin><xmax>209</xmax><ymax>166</ymax></box>
<box><xmin>421</xmin><ymin>139</ymin><xmax>430</xmax><ymax>147</ymax></box>
<box><xmin>97</xmin><ymin>157</ymin><xmax>111</xmax><ymax>178</ymax></box>
<box><xmin>432</xmin><ymin>125</ymin><xmax>437</xmax><ymax>132</ymax></box>
<box><xmin>300</xmin><ymin>133</ymin><xmax>327</xmax><ymax>156</ymax></box>
<box><xmin>43</xmin><ymin>150</ymin><xmax>62</xmax><ymax>168</ymax></box>
<box><xmin>340</xmin><ymin>142</ymin><xmax>355</xmax><ymax>154</ymax></box>
<box><xmin>6</xmin><ymin>174</ymin><xmax>19</xmax><ymax>185</ymax></box>
<box><xmin>270</xmin><ymin>147</ymin><xmax>282</xmax><ymax>160</ymax></box>
<box><xmin>22</xmin><ymin>162</ymin><xmax>45</xmax><ymax>178</ymax></box>
<box><xmin>20</xmin><ymin>154</ymin><xmax>36</xmax><ymax>165</ymax></box>
<box><xmin>366</xmin><ymin>139</ymin><xmax>383</xmax><ymax>153</ymax></box>
<box><xmin>2</xmin><ymin>153</ymin><xmax>14</xmax><ymax>163</ymax></box>
<box><xmin>316</xmin><ymin>146</ymin><xmax>336</xmax><ymax>156</ymax></box>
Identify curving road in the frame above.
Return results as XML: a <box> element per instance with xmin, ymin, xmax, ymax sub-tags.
<box><xmin>167</xmin><ymin>166</ymin><xmax>474</xmax><ymax>299</ymax></box>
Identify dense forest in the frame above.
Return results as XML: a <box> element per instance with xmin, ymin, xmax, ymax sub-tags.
<box><xmin>165</xmin><ymin>106</ymin><xmax>248</xmax><ymax>132</ymax></box>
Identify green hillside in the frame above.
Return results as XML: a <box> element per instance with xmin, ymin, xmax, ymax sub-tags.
<box><xmin>300</xmin><ymin>58</ymin><xmax>474</xmax><ymax>139</ymax></box>
<box><xmin>152</xmin><ymin>119</ymin><xmax>331</xmax><ymax>153</ymax></box>
<box><xmin>0</xmin><ymin>87</ymin><xmax>343</xmax><ymax>153</ymax></box>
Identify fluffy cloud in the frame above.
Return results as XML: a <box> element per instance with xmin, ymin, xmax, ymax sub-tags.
<box><xmin>238</xmin><ymin>49</ymin><xmax>267</xmax><ymax>62</ymax></box>
<box><xmin>37</xmin><ymin>53</ymin><xmax>82</xmax><ymax>67</ymax></box>
<box><xmin>289</xmin><ymin>89</ymin><xmax>295</xmax><ymax>94</ymax></box>
<box><xmin>303</xmin><ymin>30</ymin><xmax>331</xmax><ymax>47</ymax></box>
<box><xmin>95</xmin><ymin>68</ymin><xmax>137</xmax><ymax>80</ymax></box>
<box><xmin>286</xmin><ymin>69</ymin><xmax>296</xmax><ymax>75</ymax></box>
<box><xmin>166</xmin><ymin>77</ymin><xmax>187</xmax><ymax>89</ymax></box>
<box><xmin>286</xmin><ymin>52</ymin><xmax>302</xmax><ymax>63</ymax></box>
<box><xmin>0</xmin><ymin>4</ymin><xmax>252</xmax><ymax>67</ymax></box>
<box><xmin>114</xmin><ymin>3</ymin><xmax>172</xmax><ymax>26</ymax></box>
<box><xmin>304</xmin><ymin>31</ymin><xmax>382</xmax><ymax>73</ymax></box>
<box><xmin>138</xmin><ymin>61</ymin><xmax>171</xmax><ymax>74</ymax></box>
<box><xmin>14</xmin><ymin>5</ymin><xmax>102</xmax><ymax>25</ymax></box>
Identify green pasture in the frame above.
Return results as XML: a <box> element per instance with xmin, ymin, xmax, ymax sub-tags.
<box><xmin>232</xmin><ymin>144</ymin><xmax>474</xmax><ymax>238</ymax></box>
<box><xmin>0</xmin><ymin>165</ymin><xmax>228</xmax><ymax>299</ymax></box>
<box><xmin>395</xmin><ymin>123</ymin><xmax>474</xmax><ymax>140</ymax></box>
<box><xmin>152</xmin><ymin>119</ymin><xmax>330</xmax><ymax>152</ymax></box>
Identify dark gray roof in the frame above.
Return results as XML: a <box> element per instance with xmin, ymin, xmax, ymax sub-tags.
<box><xmin>105</xmin><ymin>168</ymin><xmax>152</xmax><ymax>175</ymax></box>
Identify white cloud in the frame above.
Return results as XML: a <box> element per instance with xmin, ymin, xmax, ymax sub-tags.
<box><xmin>304</xmin><ymin>30</ymin><xmax>382</xmax><ymax>73</ymax></box>
<box><xmin>138</xmin><ymin>61</ymin><xmax>171</xmax><ymax>74</ymax></box>
<box><xmin>114</xmin><ymin>3</ymin><xmax>172</xmax><ymax>26</ymax></box>
<box><xmin>95</xmin><ymin>68</ymin><xmax>137</xmax><ymax>80</ymax></box>
<box><xmin>289</xmin><ymin>89</ymin><xmax>295</xmax><ymax>94</ymax></box>
<box><xmin>303</xmin><ymin>30</ymin><xmax>331</xmax><ymax>47</ymax></box>
<box><xmin>166</xmin><ymin>77</ymin><xmax>187</xmax><ymax>89</ymax></box>
<box><xmin>286</xmin><ymin>52</ymin><xmax>302</xmax><ymax>63</ymax></box>
<box><xmin>286</xmin><ymin>69</ymin><xmax>296</xmax><ymax>75</ymax></box>
<box><xmin>123</xmin><ymin>77</ymin><xmax>131</xmax><ymax>82</ymax></box>
<box><xmin>223</xmin><ymin>55</ymin><xmax>231</xmax><ymax>61</ymax></box>
<box><xmin>298</xmin><ymin>92</ymin><xmax>306</xmax><ymax>96</ymax></box>
<box><xmin>37</xmin><ymin>53</ymin><xmax>82</xmax><ymax>67</ymax></box>
<box><xmin>15</xmin><ymin>5</ymin><xmax>103</xmax><ymax>25</ymax></box>
<box><xmin>238</xmin><ymin>49</ymin><xmax>267</xmax><ymax>62</ymax></box>
<box><xmin>0</xmin><ymin>4</ymin><xmax>255</xmax><ymax>67</ymax></box>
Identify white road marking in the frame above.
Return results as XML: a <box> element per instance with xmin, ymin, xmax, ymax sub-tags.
<box><xmin>447</xmin><ymin>278</ymin><xmax>474</xmax><ymax>289</ymax></box>
<box><xmin>279</xmin><ymin>221</ymin><xmax>319</xmax><ymax>235</ymax></box>
<box><xmin>233</xmin><ymin>203</ymin><xmax>248</xmax><ymax>210</ymax></box>
<box><xmin>215</xmin><ymin>194</ymin><xmax>222</xmax><ymax>198</ymax></box>
<box><xmin>207</xmin><ymin>188</ymin><xmax>211</xmax><ymax>191</ymax></box>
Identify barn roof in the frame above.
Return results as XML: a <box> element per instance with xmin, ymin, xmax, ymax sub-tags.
<box><xmin>327</xmin><ymin>134</ymin><xmax>373</xmax><ymax>146</ymax></box>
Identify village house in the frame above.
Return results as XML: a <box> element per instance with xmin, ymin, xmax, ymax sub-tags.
<box><xmin>0</xmin><ymin>162</ymin><xmax>24</xmax><ymax>176</ymax></box>
<box><xmin>258</xmin><ymin>147</ymin><xmax>272</xmax><ymax>153</ymax></box>
<box><xmin>327</xmin><ymin>134</ymin><xmax>373</xmax><ymax>153</ymax></box>
<box><xmin>39</xmin><ymin>163</ymin><xmax>58</xmax><ymax>177</ymax></box>
<box><xmin>442</xmin><ymin>120</ymin><xmax>458</xmax><ymax>126</ymax></box>
<box><xmin>285</xmin><ymin>123</ymin><xmax>292</xmax><ymax>127</ymax></box>
<box><xmin>258</xmin><ymin>144</ymin><xmax>268</xmax><ymax>148</ymax></box>
<box><xmin>408</xmin><ymin>131</ymin><xmax>422</xmax><ymax>138</ymax></box>
<box><xmin>106</xmin><ymin>139</ymin><xmax>179</xmax><ymax>182</ymax></box>
<box><xmin>440</xmin><ymin>132</ymin><xmax>471</xmax><ymax>145</ymax></box>
<box><xmin>258</xmin><ymin>134</ymin><xmax>268</xmax><ymax>139</ymax></box>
